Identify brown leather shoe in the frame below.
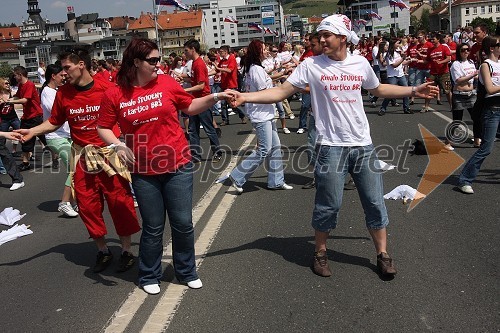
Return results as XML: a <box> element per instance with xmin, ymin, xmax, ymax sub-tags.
<box><xmin>312</xmin><ymin>250</ymin><xmax>332</xmax><ymax>277</ymax></box>
<box><xmin>377</xmin><ymin>252</ymin><xmax>397</xmax><ymax>276</ymax></box>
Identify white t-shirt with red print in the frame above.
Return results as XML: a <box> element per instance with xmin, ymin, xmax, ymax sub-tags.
<box><xmin>450</xmin><ymin>60</ymin><xmax>476</xmax><ymax>86</ymax></box>
<box><xmin>99</xmin><ymin>75</ymin><xmax>194</xmax><ymax>175</ymax></box>
<box><xmin>244</xmin><ymin>64</ymin><xmax>275</xmax><ymax>123</ymax></box>
<box><xmin>287</xmin><ymin>54</ymin><xmax>379</xmax><ymax>147</ymax></box>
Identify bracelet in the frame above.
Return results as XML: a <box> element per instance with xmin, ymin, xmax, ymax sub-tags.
<box><xmin>411</xmin><ymin>86</ymin><xmax>416</xmax><ymax>97</ymax></box>
<box><xmin>108</xmin><ymin>142</ymin><xmax>126</xmax><ymax>150</ymax></box>
<box><xmin>213</xmin><ymin>93</ymin><xmax>219</xmax><ymax>101</ymax></box>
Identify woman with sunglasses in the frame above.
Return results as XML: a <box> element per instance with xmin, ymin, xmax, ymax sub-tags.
<box><xmin>458</xmin><ymin>35</ymin><xmax>500</xmax><ymax>194</ymax></box>
<box><xmin>444</xmin><ymin>43</ymin><xmax>480</xmax><ymax>151</ymax></box>
<box><xmin>97</xmin><ymin>38</ymin><xmax>232</xmax><ymax>295</ymax></box>
<box><xmin>0</xmin><ymin>78</ymin><xmax>21</xmax><ymax>157</ymax></box>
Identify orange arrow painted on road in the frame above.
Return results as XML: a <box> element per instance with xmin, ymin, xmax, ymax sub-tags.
<box><xmin>408</xmin><ymin>124</ymin><xmax>465</xmax><ymax>212</ymax></box>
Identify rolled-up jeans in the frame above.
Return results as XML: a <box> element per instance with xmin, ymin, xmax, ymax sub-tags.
<box><xmin>312</xmin><ymin>144</ymin><xmax>389</xmax><ymax>232</ymax></box>
<box><xmin>459</xmin><ymin>106</ymin><xmax>500</xmax><ymax>186</ymax></box>
<box><xmin>131</xmin><ymin>163</ymin><xmax>198</xmax><ymax>287</ymax></box>
<box><xmin>381</xmin><ymin>75</ymin><xmax>409</xmax><ymax>111</ymax></box>
<box><xmin>230</xmin><ymin>120</ymin><xmax>284</xmax><ymax>188</ymax></box>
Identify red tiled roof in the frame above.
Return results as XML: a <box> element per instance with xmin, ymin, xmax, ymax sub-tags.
<box><xmin>128</xmin><ymin>10</ymin><xmax>202</xmax><ymax>30</ymax></box>
<box><xmin>452</xmin><ymin>0</ymin><xmax>492</xmax><ymax>6</ymax></box>
<box><xmin>107</xmin><ymin>16</ymin><xmax>136</xmax><ymax>30</ymax></box>
<box><xmin>0</xmin><ymin>27</ymin><xmax>20</xmax><ymax>41</ymax></box>
<box><xmin>0</xmin><ymin>41</ymin><xmax>19</xmax><ymax>53</ymax></box>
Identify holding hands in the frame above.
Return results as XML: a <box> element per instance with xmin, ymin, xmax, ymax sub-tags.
<box><xmin>0</xmin><ymin>131</ymin><xmax>22</xmax><ymax>141</ymax></box>
<box><xmin>414</xmin><ymin>82</ymin><xmax>440</xmax><ymax>99</ymax></box>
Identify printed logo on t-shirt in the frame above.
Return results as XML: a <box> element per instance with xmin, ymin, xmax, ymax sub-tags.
<box><xmin>119</xmin><ymin>92</ymin><xmax>164</xmax><ymax>125</ymax></box>
<box><xmin>321</xmin><ymin>73</ymin><xmax>363</xmax><ymax>103</ymax></box>
<box><xmin>69</xmin><ymin>104</ymin><xmax>101</xmax><ymax>130</ymax></box>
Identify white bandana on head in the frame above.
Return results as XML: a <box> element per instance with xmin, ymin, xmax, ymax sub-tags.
<box><xmin>316</xmin><ymin>14</ymin><xmax>360</xmax><ymax>45</ymax></box>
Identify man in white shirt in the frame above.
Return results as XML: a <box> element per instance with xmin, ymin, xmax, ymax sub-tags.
<box><xmin>37</xmin><ymin>61</ymin><xmax>46</xmax><ymax>85</ymax></box>
<box><xmin>226</xmin><ymin>14</ymin><xmax>438</xmax><ymax>279</ymax></box>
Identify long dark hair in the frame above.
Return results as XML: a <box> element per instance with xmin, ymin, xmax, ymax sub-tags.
<box><xmin>117</xmin><ymin>38</ymin><xmax>159</xmax><ymax>90</ymax></box>
<box><xmin>41</xmin><ymin>63</ymin><xmax>63</xmax><ymax>91</ymax></box>
<box><xmin>243</xmin><ymin>39</ymin><xmax>264</xmax><ymax>74</ymax></box>
<box><xmin>456</xmin><ymin>43</ymin><xmax>472</xmax><ymax>62</ymax></box>
<box><xmin>386</xmin><ymin>39</ymin><xmax>399</xmax><ymax>60</ymax></box>
<box><xmin>377</xmin><ymin>41</ymin><xmax>387</xmax><ymax>60</ymax></box>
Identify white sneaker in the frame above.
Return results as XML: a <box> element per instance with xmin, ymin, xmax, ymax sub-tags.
<box><xmin>283</xmin><ymin>127</ymin><xmax>291</xmax><ymax>134</ymax></box>
<box><xmin>296</xmin><ymin>128</ymin><xmax>305</xmax><ymax>134</ymax></box>
<box><xmin>143</xmin><ymin>284</ymin><xmax>161</xmax><ymax>295</ymax></box>
<box><xmin>289</xmin><ymin>114</ymin><xmax>295</xmax><ymax>120</ymax></box>
<box><xmin>268</xmin><ymin>183</ymin><xmax>293</xmax><ymax>190</ymax></box>
<box><xmin>187</xmin><ymin>278</ymin><xmax>203</xmax><ymax>289</ymax></box>
<box><xmin>459</xmin><ymin>185</ymin><xmax>474</xmax><ymax>194</ymax></box>
<box><xmin>58</xmin><ymin>201</ymin><xmax>79</xmax><ymax>217</ymax></box>
<box><xmin>229</xmin><ymin>175</ymin><xmax>243</xmax><ymax>194</ymax></box>
<box><xmin>10</xmin><ymin>182</ymin><xmax>25</xmax><ymax>191</ymax></box>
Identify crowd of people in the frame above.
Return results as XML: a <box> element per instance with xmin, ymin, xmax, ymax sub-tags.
<box><xmin>0</xmin><ymin>14</ymin><xmax>498</xmax><ymax>293</ymax></box>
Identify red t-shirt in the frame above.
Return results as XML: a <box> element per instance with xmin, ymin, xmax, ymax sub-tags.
<box><xmin>190</xmin><ymin>57</ymin><xmax>210</xmax><ymax>98</ymax></box>
<box><xmin>427</xmin><ymin>44</ymin><xmax>451</xmax><ymax>75</ymax></box>
<box><xmin>406</xmin><ymin>44</ymin><xmax>419</xmax><ymax>68</ymax></box>
<box><xmin>300</xmin><ymin>49</ymin><xmax>313</xmax><ymax>62</ymax></box>
<box><xmin>95</xmin><ymin>69</ymin><xmax>112</xmax><ymax>82</ymax></box>
<box><xmin>219</xmin><ymin>54</ymin><xmax>238</xmax><ymax>90</ymax></box>
<box><xmin>99</xmin><ymin>75</ymin><xmax>194</xmax><ymax>175</ymax></box>
<box><xmin>365</xmin><ymin>44</ymin><xmax>373</xmax><ymax>62</ymax></box>
<box><xmin>15</xmin><ymin>80</ymin><xmax>42</xmax><ymax>120</ymax></box>
<box><xmin>416</xmin><ymin>41</ymin><xmax>433</xmax><ymax>70</ymax></box>
<box><xmin>469</xmin><ymin>42</ymin><xmax>482</xmax><ymax>64</ymax></box>
<box><xmin>110</xmin><ymin>70</ymin><xmax>118</xmax><ymax>83</ymax></box>
<box><xmin>49</xmin><ymin>79</ymin><xmax>119</xmax><ymax>147</ymax></box>
<box><xmin>446</xmin><ymin>41</ymin><xmax>457</xmax><ymax>61</ymax></box>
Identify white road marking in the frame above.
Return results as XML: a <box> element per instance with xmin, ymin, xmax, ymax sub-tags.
<box><xmin>431</xmin><ymin>110</ymin><xmax>473</xmax><ymax>136</ymax></box>
<box><xmin>103</xmin><ymin>133</ymin><xmax>256</xmax><ymax>333</ymax></box>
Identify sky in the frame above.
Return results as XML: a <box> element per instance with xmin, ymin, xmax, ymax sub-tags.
<box><xmin>0</xmin><ymin>0</ymin><xmax>202</xmax><ymax>25</ymax></box>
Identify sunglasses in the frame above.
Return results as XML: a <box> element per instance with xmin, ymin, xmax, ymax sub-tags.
<box><xmin>271</xmin><ymin>50</ymin><xmax>278</xmax><ymax>53</ymax></box>
<box><xmin>461</xmin><ymin>48</ymin><xmax>470</xmax><ymax>52</ymax></box>
<box><xmin>142</xmin><ymin>57</ymin><xmax>160</xmax><ymax>65</ymax></box>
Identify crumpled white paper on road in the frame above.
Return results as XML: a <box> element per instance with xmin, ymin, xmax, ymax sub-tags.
<box><xmin>0</xmin><ymin>207</ymin><xmax>26</xmax><ymax>226</ymax></box>
<box><xmin>0</xmin><ymin>224</ymin><xmax>33</xmax><ymax>246</ymax></box>
<box><xmin>384</xmin><ymin>185</ymin><xmax>426</xmax><ymax>201</ymax></box>
<box><xmin>375</xmin><ymin>160</ymin><xmax>396</xmax><ymax>171</ymax></box>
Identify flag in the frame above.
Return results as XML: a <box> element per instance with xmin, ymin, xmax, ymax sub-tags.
<box><xmin>356</xmin><ymin>19</ymin><xmax>368</xmax><ymax>26</ymax></box>
<box><xmin>264</xmin><ymin>27</ymin><xmax>272</xmax><ymax>34</ymax></box>
<box><xmin>389</xmin><ymin>0</ymin><xmax>410</xmax><ymax>10</ymax></box>
<box><xmin>248</xmin><ymin>22</ymin><xmax>263</xmax><ymax>32</ymax></box>
<box><xmin>224</xmin><ymin>15</ymin><xmax>238</xmax><ymax>24</ymax></box>
<box><xmin>155</xmin><ymin>0</ymin><xmax>189</xmax><ymax>11</ymax></box>
<box><xmin>368</xmin><ymin>11</ymin><xmax>382</xmax><ymax>20</ymax></box>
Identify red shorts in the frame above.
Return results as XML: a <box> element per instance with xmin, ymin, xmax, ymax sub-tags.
<box><xmin>73</xmin><ymin>161</ymin><xmax>140</xmax><ymax>239</ymax></box>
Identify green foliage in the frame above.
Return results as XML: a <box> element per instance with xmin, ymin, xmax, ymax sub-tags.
<box><xmin>283</xmin><ymin>0</ymin><xmax>336</xmax><ymax>18</ymax></box>
<box><xmin>0</xmin><ymin>62</ymin><xmax>13</xmax><ymax>78</ymax></box>
<box><xmin>470</xmin><ymin>17</ymin><xmax>495</xmax><ymax>35</ymax></box>
<box><xmin>411</xmin><ymin>9</ymin><xmax>430</xmax><ymax>33</ymax></box>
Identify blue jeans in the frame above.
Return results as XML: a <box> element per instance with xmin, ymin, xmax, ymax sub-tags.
<box><xmin>416</xmin><ymin>69</ymin><xmax>430</xmax><ymax>86</ymax></box>
<box><xmin>276</xmin><ymin>102</ymin><xmax>285</xmax><ymax>119</ymax></box>
<box><xmin>131</xmin><ymin>164</ymin><xmax>198</xmax><ymax>287</ymax></box>
<box><xmin>312</xmin><ymin>144</ymin><xmax>389</xmax><ymax>232</ymax></box>
<box><xmin>210</xmin><ymin>83</ymin><xmax>221</xmax><ymax>115</ymax></box>
<box><xmin>407</xmin><ymin>67</ymin><xmax>418</xmax><ymax>87</ymax></box>
<box><xmin>230</xmin><ymin>120</ymin><xmax>285</xmax><ymax>188</ymax></box>
<box><xmin>381</xmin><ymin>76</ymin><xmax>409</xmax><ymax>111</ymax></box>
<box><xmin>299</xmin><ymin>93</ymin><xmax>311</xmax><ymax>129</ymax></box>
<box><xmin>188</xmin><ymin>109</ymin><xmax>221</xmax><ymax>161</ymax></box>
<box><xmin>459</xmin><ymin>106</ymin><xmax>500</xmax><ymax>186</ymax></box>
<box><xmin>0</xmin><ymin>117</ymin><xmax>21</xmax><ymax>171</ymax></box>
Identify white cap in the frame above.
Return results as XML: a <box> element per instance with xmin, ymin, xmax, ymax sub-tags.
<box><xmin>316</xmin><ymin>14</ymin><xmax>360</xmax><ymax>45</ymax></box>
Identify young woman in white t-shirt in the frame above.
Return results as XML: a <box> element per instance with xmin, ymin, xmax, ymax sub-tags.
<box><xmin>445</xmin><ymin>43</ymin><xmax>480</xmax><ymax>150</ymax></box>
<box><xmin>226</xmin><ymin>40</ymin><xmax>293</xmax><ymax>193</ymax></box>
<box><xmin>40</xmin><ymin>63</ymin><xmax>78</xmax><ymax>217</ymax></box>
<box><xmin>379</xmin><ymin>39</ymin><xmax>412</xmax><ymax>115</ymax></box>
<box><xmin>458</xmin><ymin>35</ymin><xmax>500</xmax><ymax>194</ymax></box>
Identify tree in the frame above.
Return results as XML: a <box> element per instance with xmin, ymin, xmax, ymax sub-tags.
<box><xmin>410</xmin><ymin>8</ymin><xmax>430</xmax><ymax>33</ymax></box>
<box><xmin>0</xmin><ymin>62</ymin><xmax>13</xmax><ymax>79</ymax></box>
<box><xmin>470</xmin><ymin>17</ymin><xmax>495</xmax><ymax>35</ymax></box>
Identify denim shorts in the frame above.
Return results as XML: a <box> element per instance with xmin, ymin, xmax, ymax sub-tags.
<box><xmin>312</xmin><ymin>144</ymin><xmax>389</xmax><ymax>232</ymax></box>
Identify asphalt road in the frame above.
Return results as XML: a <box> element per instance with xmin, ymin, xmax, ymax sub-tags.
<box><xmin>0</xmin><ymin>97</ymin><xmax>498</xmax><ymax>333</ymax></box>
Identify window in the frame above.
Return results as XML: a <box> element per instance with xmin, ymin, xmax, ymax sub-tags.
<box><xmin>219</xmin><ymin>10</ymin><xmax>222</xmax><ymax>14</ymax></box>
<box><xmin>488</xmin><ymin>5</ymin><xmax>492</xmax><ymax>13</ymax></box>
<box><xmin>230</xmin><ymin>24</ymin><xmax>234</xmax><ymax>29</ymax></box>
<box><xmin>215</xmin><ymin>40</ymin><xmax>219</xmax><ymax>45</ymax></box>
<box><xmin>229</xmin><ymin>9</ymin><xmax>233</xmax><ymax>13</ymax></box>
<box><xmin>222</xmin><ymin>39</ymin><xmax>226</xmax><ymax>44</ymax></box>
<box><xmin>231</xmin><ymin>39</ymin><xmax>235</xmax><ymax>43</ymax></box>
<box><xmin>213</xmin><ymin>25</ymin><xmax>217</xmax><ymax>30</ymax></box>
<box><xmin>390</xmin><ymin>12</ymin><xmax>398</xmax><ymax>18</ymax></box>
<box><xmin>221</xmin><ymin>32</ymin><xmax>225</xmax><ymax>36</ymax></box>
<box><xmin>214</xmin><ymin>33</ymin><xmax>218</xmax><ymax>37</ymax></box>
<box><xmin>480</xmin><ymin>6</ymin><xmax>485</xmax><ymax>14</ymax></box>
<box><xmin>231</xmin><ymin>31</ymin><xmax>235</xmax><ymax>36</ymax></box>
<box><xmin>496</xmin><ymin>4</ymin><xmax>500</xmax><ymax>12</ymax></box>
<box><xmin>473</xmin><ymin>7</ymin><xmax>477</xmax><ymax>14</ymax></box>
<box><xmin>212</xmin><ymin>11</ymin><xmax>215</xmax><ymax>15</ymax></box>
<box><xmin>220</xmin><ymin>25</ymin><xmax>224</xmax><ymax>30</ymax></box>
<box><xmin>212</xmin><ymin>18</ymin><xmax>216</xmax><ymax>23</ymax></box>
<box><xmin>465</xmin><ymin>7</ymin><xmax>469</xmax><ymax>15</ymax></box>
<box><xmin>220</xmin><ymin>17</ymin><xmax>223</xmax><ymax>21</ymax></box>
<box><xmin>465</xmin><ymin>19</ymin><xmax>470</xmax><ymax>25</ymax></box>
